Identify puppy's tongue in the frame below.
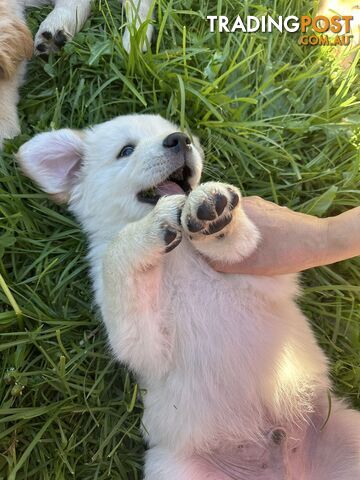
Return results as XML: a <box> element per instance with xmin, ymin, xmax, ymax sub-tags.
<box><xmin>156</xmin><ymin>181</ymin><xmax>184</xmax><ymax>196</ymax></box>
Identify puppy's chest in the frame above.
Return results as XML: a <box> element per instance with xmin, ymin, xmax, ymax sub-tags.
<box><xmin>162</xmin><ymin>245</ymin><xmax>279</xmax><ymax>328</ymax></box>
<box><xmin>160</xmin><ymin>246</ymin><xmax>288</xmax><ymax>371</ymax></box>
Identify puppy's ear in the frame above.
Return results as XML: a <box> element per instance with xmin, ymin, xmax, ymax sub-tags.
<box><xmin>17</xmin><ymin>130</ymin><xmax>84</xmax><ymax>203</ymax></box>
<box><xmin>0</xmin><ymin>17</ymin><xmax>33</xmax><ymax>80</ymax></box>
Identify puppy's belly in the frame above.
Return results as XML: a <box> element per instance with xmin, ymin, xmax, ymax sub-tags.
<box><xmin>143</xmin><ymin>245</ymin><xmax>329</xmax><ymax>453</ymax></box>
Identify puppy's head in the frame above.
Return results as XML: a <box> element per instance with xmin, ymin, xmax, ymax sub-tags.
<box><xmin>0</xmin><ymin>16</ymin><xmax>33</xmax><ymax>80</ymax></box>
<box><xmin>17</xmin><ymin>114</ymin><xmax>204</xmax><ymax>238</ymax></box>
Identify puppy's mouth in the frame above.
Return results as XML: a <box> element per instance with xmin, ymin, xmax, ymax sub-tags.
<box><xmin>137</xmin><ymin>165</ymin><xmax>193</xmax><ymax>205</ymax></box>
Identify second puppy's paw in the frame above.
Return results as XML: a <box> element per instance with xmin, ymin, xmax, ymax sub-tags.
<box><xmin>34</xmin><ymin>3</ymin><xmax>91</xmax><ymax>57</ymax></box>
<box><xmin>34</xmin><ymin>28</ymin><xmax>69</xmax><ymax>57</ymax></box>
<box><xmin>181</xmin><ymin>182</ymin><xmax>240</xmax><ymax>240</ymax></box>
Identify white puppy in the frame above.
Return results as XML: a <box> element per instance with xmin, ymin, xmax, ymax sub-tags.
<box><xmin>18</xmin><ymin>114</ymin><xmax>360</xmax><ymax>479</ymax></box>
<box><xmin>0</xmin><ymin>0</ymin><xmax>154</xmax><ymax>147</ymax></box>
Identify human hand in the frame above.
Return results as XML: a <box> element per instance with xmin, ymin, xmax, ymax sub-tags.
<box><xmin>210</xmin><ymin>196</ymin><xmax>360</xmax><ymax>275</ymax></box>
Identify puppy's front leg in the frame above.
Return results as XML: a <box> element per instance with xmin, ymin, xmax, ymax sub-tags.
<box><xmin>34</xmin><ymin>0</ymin><xmax>92</xmax><ymax>56</ymax></box>
<box><xmin>181</xmin><ymin>182</ymin><xmax>260</xmax><ymax>264</ymax></box>
<box><xmin>102</xmin><ymin>195</ymin><xmax>185</xmax><ymax>379</ymax></box>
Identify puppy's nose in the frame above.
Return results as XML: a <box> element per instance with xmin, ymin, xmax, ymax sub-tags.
<box><xmin>163</xmin><ymin>132</ymin><xmax>191</xmax><ymax>151</ymax></box>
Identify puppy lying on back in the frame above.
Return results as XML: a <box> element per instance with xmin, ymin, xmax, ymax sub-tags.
<box><xmin>18</xmin><ymin>115</ymin><xmax>360</xmax><ymax>479</ymax></box>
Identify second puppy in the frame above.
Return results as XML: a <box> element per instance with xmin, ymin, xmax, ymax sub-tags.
<box><xmin>0</xmin><ymin>0</ymin><xmax>155</xmax><ymax>148</ymax></box>
<box><xmin>0</xmin><ymin>0</ymin><xmax>33</xmax><ymax>148</ymax></box>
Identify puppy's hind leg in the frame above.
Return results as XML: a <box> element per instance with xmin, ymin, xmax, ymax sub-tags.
<box><xmin>33</xmin><ymin>0</ymin><xmax>92</xmax><ymax>56</ymax></box>
<box><xmin>101</xmin><ymin>195</ymin><xmax>185</xmax><ymax>380</ymax></box>
<box><xmin>145</xmin><ymin>447</ymin><xmax>230</xmax><ymax>480</ymax></box>
<box><xmin>145</xmin><ymin>445</ymin><xmax>288</xmax><ymax>480</ymax></box>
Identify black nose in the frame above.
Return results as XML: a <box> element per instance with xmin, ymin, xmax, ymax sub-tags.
<box><xmin>163</xmin><ymin>132</ymin><xmax>191</xmax><ymax>151</ymax></box>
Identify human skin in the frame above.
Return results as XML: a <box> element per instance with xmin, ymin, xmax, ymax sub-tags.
<box><xmin>211</xmin><ymin>197</ymin><xmax>360</xmax><ymax>275</ymax></box>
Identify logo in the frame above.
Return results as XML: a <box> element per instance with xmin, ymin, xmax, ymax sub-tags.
<box><xmin>206</xmin><ymin>15</ymin><xmax>354</xmax><ymax>46</ymax></box>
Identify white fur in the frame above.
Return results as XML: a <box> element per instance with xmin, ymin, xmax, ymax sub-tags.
<box><xmin>17</xmin><ymin>114</ymin><xmax>360</xmax><ymax>479</ymax></box>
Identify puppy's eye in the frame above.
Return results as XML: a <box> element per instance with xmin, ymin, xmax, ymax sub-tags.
<box><xmin>118</xmin><ymin>145</ymin><xmax>135</xmax><ymax>158</ymax></box>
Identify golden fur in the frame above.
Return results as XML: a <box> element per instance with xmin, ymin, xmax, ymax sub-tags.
<box><xmin>0</xmin><ymin>1</ymin><xmax>33</xmax><ymax>81</ymax></box>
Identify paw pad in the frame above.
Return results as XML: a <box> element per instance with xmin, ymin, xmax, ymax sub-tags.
<box><xmin>35</xmin><ymin>29</ymin><xmax>69</xmax><ymax>56</ymax></box>
<box><xmin>164</xmin><ymin>229</ymin><xmax>177</xmax><ymax>245</ymax></box>
<box><xmin>229</xmin><ymin>190</ymin><xmax>239</xmax><ymax>210</ymax></box>
<box><xmin>204</xmin><ymin>214</ymin><xmax>232</xmax><ymax>235</ymax></box>
<box><xmin>187</xmin><ymin>218</ymin><xmax>204</xmax><ymax>233</ymax></box>
<box><xmin>215</xmin><ymin>193</ymin><xmax>228</xmax><ymax>216</ymax></box>
<box><xmin>182</xmin><ymin>184</ymin><xmax>240</xmax><ymax>238</ymax></box>
<box><xmin>154</xmin><ymin>196</ymin><xmax>185</xmax><ymax>254</ymax></box>
<box><xmin>196</xmin><ymin>192</ymin><xmax>229</xmax><ymax>221</ymax></box>
<box><xmin>164</xmin><ymin>228</ymin><xmax>182</xmax><ymax>253</ymax></box>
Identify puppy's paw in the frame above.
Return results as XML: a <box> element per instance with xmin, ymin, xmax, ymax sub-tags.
<box><xmin>34</xmin><ymin>2</ymin><xmax>91</xmax><ymax>57</ymax></box>
<box><xmin>181</xmin><ymin>182</ymin><xmax>240</xmax><ymax>240</ymax></box>
<box><xmin>34</xmin><ymin>5</ymin><xmax>86</xmax><ymax>57</ymax></box>
<box><xmin>34</xmin><ymin>28</ymin><xmax>69</xmax><ymax>57</ymax></box>
<box><xmin>150</xmin><ymin>195</ymin><xmax>185</xmax><ymax>253</ymax></box>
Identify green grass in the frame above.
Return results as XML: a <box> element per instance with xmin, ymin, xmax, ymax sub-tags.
<box><xmin>0</xmin><ymin>0</ymin><xmax>359</xmax><ymax>478</ymax></box>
